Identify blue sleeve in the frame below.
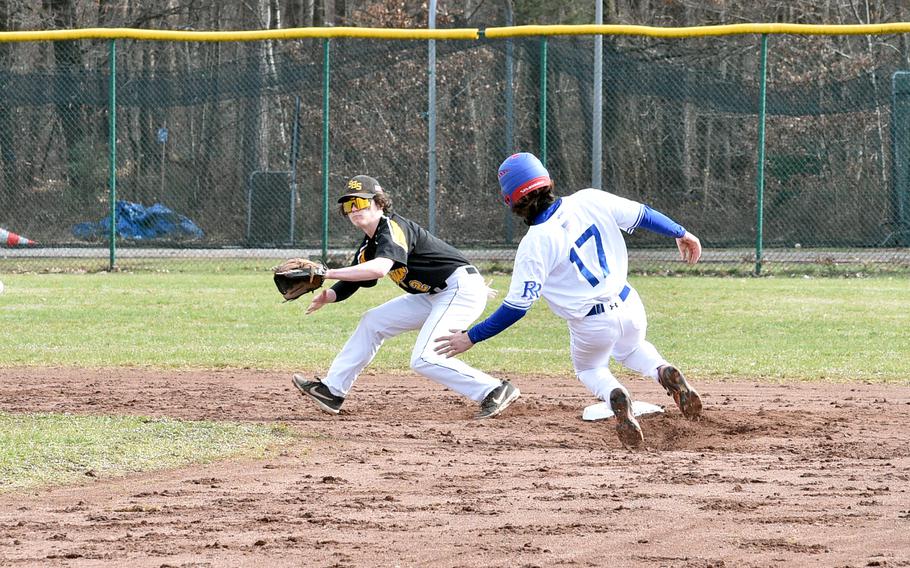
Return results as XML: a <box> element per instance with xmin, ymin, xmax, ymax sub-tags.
<box><xmin>467</xmin><ymin>304</ymin><xmax>527</xmax><ymax>344</ymax></box>
<box><xmin>635</xmin><ymin>205</ymin><xmax>686</xmax><ymax>238</ymax></box>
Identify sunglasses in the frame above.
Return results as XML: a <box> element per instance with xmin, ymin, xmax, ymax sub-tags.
<box><xmin>341</xmin><ymin>197</ymin><xmax>373</xmax><ymax>214</ymax></box>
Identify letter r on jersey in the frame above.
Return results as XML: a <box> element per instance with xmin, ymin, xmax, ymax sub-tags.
<box><xmin>521</xmin><ymin>280</ymin><xmax>542</xmax><ymax>300</ymax></box>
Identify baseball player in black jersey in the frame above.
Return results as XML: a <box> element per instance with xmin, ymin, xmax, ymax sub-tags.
<box><xmin>292</xmin><ymin>175</ymin><xmax>519</xmax><ymax>419</ymax></box>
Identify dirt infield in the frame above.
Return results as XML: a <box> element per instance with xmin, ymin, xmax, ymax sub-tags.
<box><xmin>0</xmin><ymin>368</ymin><xmax>908</xmax><ymax>567</ymax></box>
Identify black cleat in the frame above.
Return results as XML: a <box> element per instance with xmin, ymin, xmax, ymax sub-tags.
<box><xmin>292</xmin><ymin>374</ymin><xmax>344</xmax><ymax>415</ymax></box>
<box><xmin>476</xmin><ymin>380</ymin><xmax>520</xmax><ymax>419</ymax></box>
<box><xmin>657</xmin><ymin>365</ymin><xmax>702</xmax><ymax>419</ymax></box>
<box><xmin>610</xmin><ymin>388</ymin><xmax>644</xmax><ymax>448</ymax></box>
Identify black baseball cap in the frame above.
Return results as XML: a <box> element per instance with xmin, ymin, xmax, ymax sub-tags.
<box><xmin>338</xmin><ymin>175</ymin><xmax>384</xmax><ymax>203</ymax></box>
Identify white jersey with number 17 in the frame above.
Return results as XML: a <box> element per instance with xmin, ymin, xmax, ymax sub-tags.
<box><xmin>503</xmin><ymin>188</ymin><xmax>645</xmax><ymax>320</ymax></box>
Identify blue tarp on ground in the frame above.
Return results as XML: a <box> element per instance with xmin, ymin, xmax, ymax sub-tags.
<box><xmin>73</xmin><ymin>201</ymin><xmax>204</xmax><ymax>241</ymax></box>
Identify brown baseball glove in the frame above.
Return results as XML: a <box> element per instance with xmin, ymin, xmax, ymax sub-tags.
<box><xmin>273</xmin><ymin>258</ymin><xmax>327</xmax><ymax>301</ymax></box>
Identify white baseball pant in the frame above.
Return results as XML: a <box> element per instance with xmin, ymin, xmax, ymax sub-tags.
<box><xmin>568</xmin><ymin>286</ymin><xmax>669</xmax><ymax>401</ymax></box>
<box><xmin>321</xmin><ymin>266</ymin><xmax>502</xmax><ymax>401</ymax></box>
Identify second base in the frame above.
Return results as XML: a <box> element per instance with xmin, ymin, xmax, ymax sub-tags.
<box><xmin>582</xmin><ymin>400</ymin><xmax>664</xmax><ymax>421</ymax></box>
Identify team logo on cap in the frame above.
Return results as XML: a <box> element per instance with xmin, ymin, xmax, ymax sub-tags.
<box><xmin>348</xmin><ymin>179</ymin><xmax>363</xmax><ymax>191</ymax></box>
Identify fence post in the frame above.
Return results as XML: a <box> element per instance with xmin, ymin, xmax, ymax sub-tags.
<box><xmin>504</xmin><ymin>5</ymin><xmax>515</xmax><ymax>244</ymax></box>
<box><xmin>539</xmin><ymin>37</ymin><xmax>548</xmax><ymax>166</ymax></box>
<box><xmin>322</xmin><ymin>38</ymin><xmax>331</xmax><ymax>264</ymax></box>
<box><xmin>592</xmin><ymin>0</ymin><xmax>603</xmax><ymax>189</ymax></box>
<box><xmin>755</xmin><ymin>34</ymin><xmax>769</xmax><ymax>275</ymax></box>
<box><xmin>889</xmin><ymin>72</ymin><xmax>910</xmax><ymax>246</ymax></box>
<box><xmin>428</xmin><ymin>0</ymin><xmax>438</xmax><ymax>235</ymax></box>
<box><xmin>108</xmin><ymin>39</ymin><xmax>117</xmax><ymax>271</ymax></box>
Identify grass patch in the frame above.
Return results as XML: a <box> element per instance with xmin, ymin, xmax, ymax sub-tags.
<box><xmin>0</xmin><ymin>272</ymin><xmax>907</xmax><ymax>382</ymax></box>
<box><xmin>634</xmin><ymin>276</ymin><xmax>909</xmax><ymax>382</ymax></box>
<box><xmin>628</xmin><ymin>262</ymin><xmax>910</xmax><ymax>278</ymax></box>
<box><xmin>0</xmin><ymin>411</ymin><xmax>295</xmax><ymax>492</ymax></box>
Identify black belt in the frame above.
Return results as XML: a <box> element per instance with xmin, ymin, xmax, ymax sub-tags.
<box><xmin>429</xmin><ymin>265</ymin><xmax>478</xmax><ymax>294</ymax></box>
<box><xmin>585</xmin><ymin>284</ymin><xmax>631</xmax><ymax>317</ymax></box>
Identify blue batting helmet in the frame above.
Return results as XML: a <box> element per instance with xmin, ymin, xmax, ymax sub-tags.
<box><xmin>497</xmin><ymin>152</ymin><xmax>551</xmax><ymax>207</ymax></box>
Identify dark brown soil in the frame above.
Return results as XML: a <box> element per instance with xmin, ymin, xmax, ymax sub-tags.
<box><xmin>0</xmin><ymin>368</ymin><xmax>908</xmax><ymax>567</ymax></box>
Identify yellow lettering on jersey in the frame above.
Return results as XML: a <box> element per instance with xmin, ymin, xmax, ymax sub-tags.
<box><xmin>389</xmin><ymin>266</ymin><xmax>408</xmax><ymax>284</ymax></box>
<box><xmin>408</xmin><ymin>280</ymin><xmax>431</xmax><ymax>292</ymax></box>
<box><xmin>388</xmin><ymin>219</ymin><xmax>408</xmax><ymax>254</ymax></box>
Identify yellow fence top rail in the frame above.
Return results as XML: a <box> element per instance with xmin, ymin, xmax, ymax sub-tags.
<box><xmin>3</xmin><ymin>23</ymin><xmax>910</xmax><ymax>43</ymax></box>
<box><xmin>0</xmin><ymin>27</ymin><xmax>479</xmax><ymax>42</ymax></box>
<box><xmin>484</xmin><ymin>22</ymin><xmax>910</xmax><ymax>38</ymax></box>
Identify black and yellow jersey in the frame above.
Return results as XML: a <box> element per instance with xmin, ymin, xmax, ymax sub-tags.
<box><xmin>331</xmin><ymin>213</ymin><xmax>470</xmax><ymax>299</ymax></box>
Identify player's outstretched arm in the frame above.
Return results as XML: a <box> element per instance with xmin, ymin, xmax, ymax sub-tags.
<box><xmin>676</xmin><ymin>231</ymin><xmax>702</xmax><ymax>264</ymax></box>
<box><xmin>634</xmin><ymin>205</ymin><xmax>701</xmax><ymax>265</ymax></box>
<box><xmin>326</xmin><ymin>257</ymin><xmax>395</xmax><ymax>282</ymax></box>
<box><xmin>435</xmin><ymin>303</ymin><xmax>528</xmax><ymax>358</ymax></box>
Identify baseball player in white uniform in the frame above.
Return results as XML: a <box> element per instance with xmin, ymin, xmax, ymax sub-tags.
<box><xmin>293</xmin><ymin>175</ymin><xmax>520</xmax><ymax>419</ymax></box>
<box><xmin>435</xmin><ymin>153</ymin><xmax>703</xmax><ymax>447</ymax></box>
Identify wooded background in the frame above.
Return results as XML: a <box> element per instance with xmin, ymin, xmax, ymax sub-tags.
<box><xmin>1</xmin><ymin>1</ymin><xmax>909</xmax><ymax>261</ymax></box>
<box><xmin>5</xmin><ymin>1</ymin><xmax>907</xmax><ymax>30</ymax></box>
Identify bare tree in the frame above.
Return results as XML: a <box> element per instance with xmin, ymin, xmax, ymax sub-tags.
<box><xmin>0</xmin><ymin>0</ymin><xmax>16</xmax><ymax>210</ymax></box>
<box><xmin>44</xmin><ymin>0</ymin><xmax>87</xmax><ymax>194</ymax></box>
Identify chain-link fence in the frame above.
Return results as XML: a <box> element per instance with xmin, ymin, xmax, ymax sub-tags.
<box><xmin>1</xmin><ymin>27</ymin><xmax>909</xmax><ymax>274</ymax></box>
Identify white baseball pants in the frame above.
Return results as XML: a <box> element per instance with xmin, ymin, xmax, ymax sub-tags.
<box><xmin>568</xmin><ymin>286</ymin><xmax>669</xmax><ymax>401</ymax></box>
<box><xmin>321</xmin><ymin>266</ymin><xmax>502</xmax><ymax>402</ymax></box>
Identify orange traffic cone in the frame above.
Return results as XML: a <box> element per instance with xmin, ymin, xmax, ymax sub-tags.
<box><xmin>0</xmin><ymin>227</ymin><xmax>36</xmax><ymax>247</ymax></box>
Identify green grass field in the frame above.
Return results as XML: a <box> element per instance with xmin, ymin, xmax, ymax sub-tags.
<box><xmin>0</xmin><ymin>412</ymin><xmax>295</xmax><ymax>492</ymax></box>
<box><xmin>0</xmin><ymin>270</ymin><xmax>907</xmax><ymax>490</ymax></box>
<box><xmin>0</xmin><ymin>271</ymin><xmax>907</xmax><ymax>381</ymax></box>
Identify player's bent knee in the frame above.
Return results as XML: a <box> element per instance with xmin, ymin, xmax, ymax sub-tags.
<box><xmin>410</xmin><ymin>355</ymin><xmax>428</xmax><ymax>372</ymax></box>
<box><xmin>410</xmin><ymin>352</ymin><xmax>443</xmax><ymax>373</ymax></box>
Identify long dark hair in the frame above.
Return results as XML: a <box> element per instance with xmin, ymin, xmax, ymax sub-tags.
<box><xmin>512</xmin><ymin>185</ymin><xmax>556</xmax><ymax>225</ymax></box>
<box><xmin>374</xmin><ymin>192</ymin><xmax>393</xmax><ymax>214</ymax></box>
